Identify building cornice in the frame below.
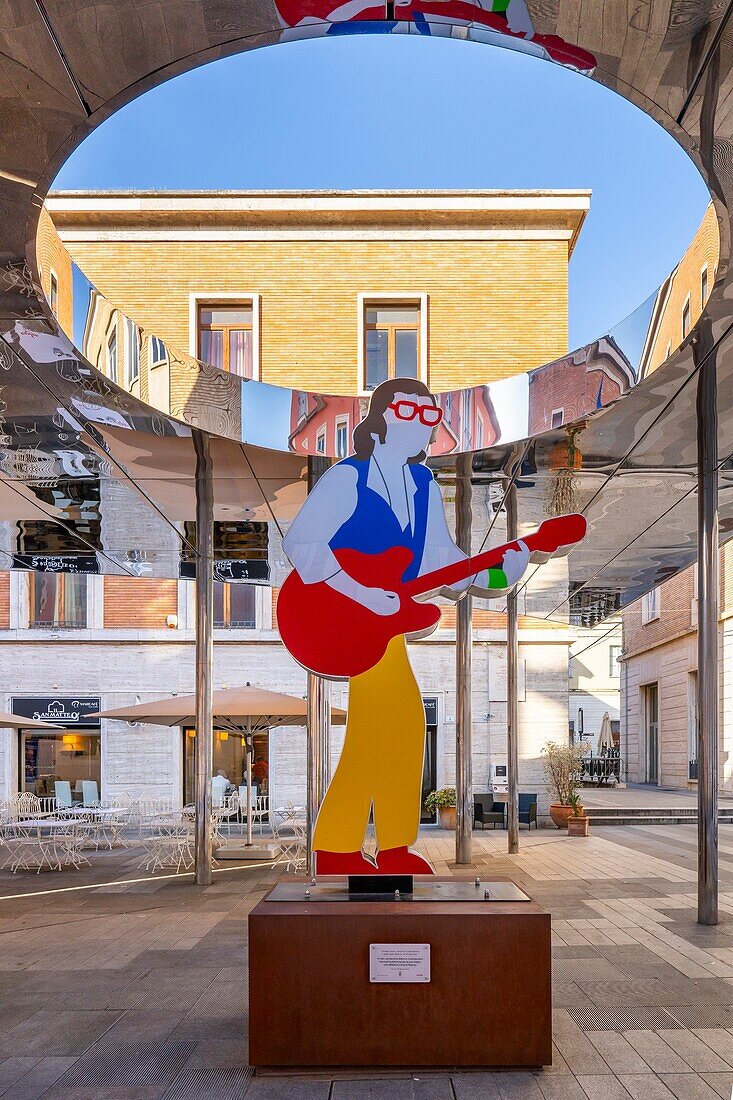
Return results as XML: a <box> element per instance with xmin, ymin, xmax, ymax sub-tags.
<box><xmin>46</xmin><ymin>189</ymin><xmax>591</xmax><ymax>255</ymax></box>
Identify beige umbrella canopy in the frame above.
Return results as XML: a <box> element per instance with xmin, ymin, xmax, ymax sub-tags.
<box><xmin>93</xmin><ymin>686</ymin><xmax>346</xmax><ymax>731</ymax></box>
<box><xmin>597</xmin><ymin>712</ymin><xmax>615</xmax><ymax>756</ymax></box>
<box><xmin>0</xmin><ymin>711</ymin><xmax>62</xmax><ymax>729</ymax></box>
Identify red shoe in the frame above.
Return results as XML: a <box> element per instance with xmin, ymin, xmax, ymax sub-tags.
<box><xmin>314</xmin><ymin>849</ymin><xmax>377</xmax><ymax>875</ymax></box>
<box><xmin>376</xmin><ymin>846</ymin><xmax>434</xmax><ymax>875</ymax></box>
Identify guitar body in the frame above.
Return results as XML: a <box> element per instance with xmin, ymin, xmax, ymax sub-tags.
<box><xmin>277</xmin><ymin>546</ymin><xmax>441</xmax><ymax>679</ymax></box>
<box><xmin>277</xmin><ymin>514</ymin><xmax>587</xmax><ymax>679</ymax></box>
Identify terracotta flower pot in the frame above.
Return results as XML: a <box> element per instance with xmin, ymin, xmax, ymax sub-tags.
<box><xmin>549</xmin><ymin>802</ymin><xmax>582</xmax><ymax>829</ymax></box>
<box><xmin>567</xmin><ymin>815</ymin><xmax>590</xmax><ymax>837</ymax></box>
<box><xmin>438</xmin><ymin>806</ymin><xmax>456</xmax><ymax>830</ymax></box>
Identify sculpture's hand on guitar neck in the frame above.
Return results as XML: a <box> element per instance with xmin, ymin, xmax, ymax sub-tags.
<box><xmin>326</xmin><ymin>568</ymin><xmax>400</xmax><ymax>616</ymax></box>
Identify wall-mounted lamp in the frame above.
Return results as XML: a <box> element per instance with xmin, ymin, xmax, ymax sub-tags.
<box><xmin>166</xmin><ymin>614</ymin><xmax>178</xmax><ymax>629</ymax></box>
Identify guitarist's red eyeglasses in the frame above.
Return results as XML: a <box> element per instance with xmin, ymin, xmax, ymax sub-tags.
<box><xmin>388</xmin><ymin>400</ymin><xmax>443</xmax><ymax>426</ymax></box>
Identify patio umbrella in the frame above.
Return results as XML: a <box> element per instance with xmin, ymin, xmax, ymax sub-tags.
<box><xmin>597</xmin><ymin>712</ymin><xmax>614</xmax><ymax>756</ymax></box>
<box><xmin>0</xmin><ymin>711</ymin><xmax>63</xmax><ymax>729</ymax></box>
<box><xmin>93</xmin><ymin>686</ymin><xmax>346</xmax><ymax>848</ymax></box>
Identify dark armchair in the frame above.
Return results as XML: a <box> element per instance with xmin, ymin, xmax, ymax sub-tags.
<box><xmin>473</xmin><ymin>793</ymin><xmax>505</xmax><ymax>830</ymax></box>
<box><xmin>518</xmin><ymin>793</ymin><xmax>538</xmax><ymax>829</ymax></box>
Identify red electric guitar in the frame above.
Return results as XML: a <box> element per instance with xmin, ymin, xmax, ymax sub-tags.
<box><xmin>277</xmin><ymin>513</ymin><xmax>586</xmax><ymax>679</ymax></box>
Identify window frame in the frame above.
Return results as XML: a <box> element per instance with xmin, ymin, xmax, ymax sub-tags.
<box><xmin>609</xmin><ymin>644</ymin><xmax>621</xmax><ymax>677</ymax></box>
<box><xmin>188</xmin><ymin>293</ymin><xmax>261</xmax><ymax>380</ymax></box>
<box><xmin>641</xmin><ymin>587</ymin><xmax>660</xmax><ymax>624</ymax></box>
<box><xmin>357</xmin><ymin>293</ymin><xmax>428</xmax><ymax>394</ymax></box>
<box><xmin>551</xmin><ymin>407</ymin><xmax>564</xmax><ymax>429</ymax></box>
<box><xmin>682</xmin><ymin>295</ymin><xmax>691</xmax><ymax>339</ymax></box>
<box><xmin>49</xmin><ymin>269</ymin><xmax>58</xmax><ymax>319</ymax></box>
<box><xmin>315</xmin><ymin>425</ymin><xmax>327</xmax><ymax>454</ymax></box>
<box><xmin>701</xmin><ymin>264</ymin><xmax>709</xmax><ymax>309</ymax></box>
<box><xmin>149</xmin><ymin>335</ymin><xmax>167</xmax><ymax>368</ymax></box>
<box><xmin>213</xmin><ymin>581</ymin><xmax>256</xmax><ymax>628</ymax></box>
<box><xmin>106</xmin><ymin>325</ymin><xmax>118</xmax><ymax>384</ymax></box>
<box><xmin>335</xmin><ymin>414</ymin><xmax>350</xmax><ymax>459</ymax></box>
<box><xmin>125</xmin><ymin>317</ymin><xmax>140</xmax><ymax>387</ymax></box>
<box><xmin>29</xmin><ymin>573</ymin><xmax>88</xmax><ymax>629</ymax></box>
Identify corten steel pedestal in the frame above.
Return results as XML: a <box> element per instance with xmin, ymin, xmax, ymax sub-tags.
<box><xmin>248</xmin><ymin>878</ymin><xmax>552</xmax><ymax>1069</ymax></box>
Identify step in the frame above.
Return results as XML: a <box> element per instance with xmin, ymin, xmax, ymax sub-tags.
<box><xmin>586</xmin><ymin>812</ymin><xmax>733</xmax><ymax>826</ymax></box>
<box><xmin>585</xmin><ymin>806</ymin><xmax>733</xmax><ymax>818</ymax></box>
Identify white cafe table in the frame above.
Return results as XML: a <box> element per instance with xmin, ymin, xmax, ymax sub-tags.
<box><xmin>2</xmin><ymin>818</ymin><xmax>91</xmax><ymax>872</ymax></box>
<box><xmin>13</xmin><ymin>818</ymin><xmax>74</xmax><ymax>829</ymax></box>
<box><xmin>273</xmin><ymin>805</ymin><xmax>305</xmax><ymax>822</ymax></box>
<box><xmin>63</xmin><ymin>806</ymin><xmax>121</xmax><ymax>817</ymax></box>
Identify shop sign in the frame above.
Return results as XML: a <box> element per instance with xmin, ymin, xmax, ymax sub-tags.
<box><xmin>179</xmin><ymin>560</ymin><xmax>270</xmax><ymax>582</ymax></box>
<box><xmin>423</xmin><ymin>697</ymin><xmax>438</xmax><ymax>725</ymax></box>
<box><xmin>11</xmin><ymin>696</ymin><xmax>101</xmax><ymax>728</ymax></box>
<box><xmin>12</xmin><ymin>554</ymin><xmax>99</xmax><ymax>573</ymax></box>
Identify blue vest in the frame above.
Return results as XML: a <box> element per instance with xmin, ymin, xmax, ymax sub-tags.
<box><xmin>329</xmin><ymin>457</ymin><xmax>432</xmax><ymax>581</ymax></box>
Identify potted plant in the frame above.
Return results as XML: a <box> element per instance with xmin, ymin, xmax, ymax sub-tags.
<box><xmin>541</xmin><ymin>740</ymin><xmax>586</xmax><ymax>829</ymax></box>
<box><xmin>425</xmin><ymin>787</ymin><xmax>457</xmax><ymax>829</ymax></box>
<box><xmin>566</xmin><ymin>792</ymin><xmax>590</xmax><ymax>837</ymax></box>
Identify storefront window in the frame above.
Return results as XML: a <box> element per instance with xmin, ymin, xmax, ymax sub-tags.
<box><xmin>20</xmin><ymin>731</ymin><xmax>101</xmax><ymax>799</ymax></box>
<box><xmin>183</xmin><ymin>728</ymin><xmax>268</xmax><ymax>804</ymax></box>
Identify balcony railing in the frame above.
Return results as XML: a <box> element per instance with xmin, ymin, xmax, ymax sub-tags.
<box><xmin>30</xmin><ymin>619</ymin><xmax>87</xmax><ymax>629</ymax></box>
<box><xmin>581</xmin><ymin>751</ymin><xmax>623</xmax><ymax>786</ymax></box>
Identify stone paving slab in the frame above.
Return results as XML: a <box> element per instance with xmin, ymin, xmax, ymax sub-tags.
<box><xmin>0</xmin><ymin>830</ymin><xmax>729</xmax><ymax>1096</ymax></box>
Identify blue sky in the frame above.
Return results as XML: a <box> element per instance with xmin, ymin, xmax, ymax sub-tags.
<box><xmin>54</xmin><ymin>32</ymin><xmax>710</xmax><ymax>351</ymax></box>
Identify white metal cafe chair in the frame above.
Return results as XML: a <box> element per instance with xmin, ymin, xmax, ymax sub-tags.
<box><xmin>270</xmin><ymin>810</ymin><xmax>306</xmax><ymax>873</ymax></box>
<box><xmin>252</xmin><ymin>794</ymin><xmax>269</xmax><ymax>834</ymax></box>
<box><xmin>138</xmin><ymin>812</ymin><xmax>195</xmax><ymax>873</ymax></box>
<box><xmin>11</xmin><ymin>793</ymin><xmax>44</xmax><ymax>820</ymax></box>
<box><xmin>214</xmin><ymin>792</ymin><xmax>239</xmax><ymax>837</ymax></box>
<box><xmin>81</xmin><ymin>781</ymin><xmax>100</xmax><ymax>807</ymax></box>
<box><xmin>54</xmin><ymin>781</ymin><xmax>73</xmax><ymax>809</ymax></box>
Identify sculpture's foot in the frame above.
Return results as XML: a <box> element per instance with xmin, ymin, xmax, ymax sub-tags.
<box><xmin>314</xmin><ymin>849</ymin><xmax>377</xmax><ymax>875</ymax></box>
<box><xmin>376</xmin><ymin>846</ymin><xmax>434</xmax><ymax>874</ymax></box>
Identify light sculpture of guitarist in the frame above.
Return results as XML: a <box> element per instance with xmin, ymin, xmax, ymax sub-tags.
<box><xmin>279</xmin><ymin>377</ymin><xmax>585</xmax><ymax>875</ymax></box>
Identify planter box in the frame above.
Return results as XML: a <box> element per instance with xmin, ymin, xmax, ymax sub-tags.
<box><xmin>438</xmin><ymin>806</ymin><xmax>456</xmax><ymax>830</ymax></box>
<box><xmin>567</xmin><ymin>816</ymin><xmax>589</xmax><ymax>837</ymax></box>
<box><xmin>550</xmin><ymin>803</ymin><xmax>583</xmax><ymax>830</ymax></box>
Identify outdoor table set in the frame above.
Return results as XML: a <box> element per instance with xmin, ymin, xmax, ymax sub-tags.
<box><xmin>271</xmin><ymin>804</ymin><xmax>307</xmax><ymax>872</ymax></box>
<box><xmin>0</xmin><ymin>817</ymin><xmax>91</xmax><ymax>873</ymax></box>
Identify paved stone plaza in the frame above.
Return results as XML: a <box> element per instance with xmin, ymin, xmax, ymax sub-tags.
<box><xmin>0</xmin><ymin>827</ymin><xmax>732</xmax><ymax>1097</ymax></box>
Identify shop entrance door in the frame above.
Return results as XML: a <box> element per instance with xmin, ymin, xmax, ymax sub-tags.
<box><xmin>420</xmin><ymin>725</ymin><xmax>438</xmax><ymax>822</ymax></box>
<box><xmin>643</xmin><ymin>682</ymin><xmax>659</xmax><ymax>785</ymax></box>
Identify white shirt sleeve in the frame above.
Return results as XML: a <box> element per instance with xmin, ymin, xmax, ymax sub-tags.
<box><xmin>282</xmin><ymin>463</ymin><xmax>359</xmax><ymax>584</ymax></box>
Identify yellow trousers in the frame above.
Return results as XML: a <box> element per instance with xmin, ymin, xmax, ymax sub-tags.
<box><xmin>313</xmin><ymin>635</ymin><xmax>426</xmax><ymax>853</ymax></box>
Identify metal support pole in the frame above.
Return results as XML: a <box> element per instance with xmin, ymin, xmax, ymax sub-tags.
<box><xmin>193</xmin><ymin>428</ymin><xmax>214</xmax><ymax>886</ymax></box>
<box><xmin>306</xmin><ymin>455</ymin><xmax>331</xmax><ymax>876</ymax></box>
<box><xmin>455</xmin><ymin>453</ymin><xmax>473</xmax><ymax>864</ymax></box>
<box><xmin>506</xmin><ymin>481</ymin><xmax>519</xmax><ymax>855</ymax></box>
<box><xmin>697</xmin><ymin>353</ymin><xmax>719</xmax><ymax>925</ymax></box>
<box><xmin>246</xmin><ymin>737</ymin><xmax>254</xmax><ymax>848</ymax></box>
<box><xmin>307</xmin><ymin>674</ymin><xmax>326</xmax><ymax>876</ymax></box>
